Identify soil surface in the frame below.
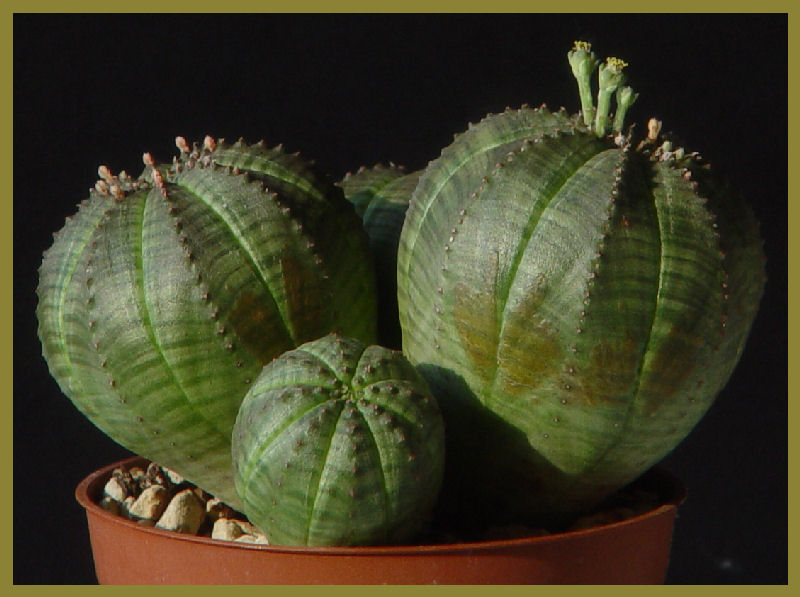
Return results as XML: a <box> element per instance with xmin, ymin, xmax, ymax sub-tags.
<box><xmin>99</xmin><ymin>460</ymin><xmax>666</xmax><ymax>546</ymax></box>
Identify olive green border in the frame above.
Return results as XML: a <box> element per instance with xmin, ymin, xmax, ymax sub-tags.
<box><xmin>6</xmin><ymin>3</ymin><xmax>793</xmax><ymax>593</ymax></box>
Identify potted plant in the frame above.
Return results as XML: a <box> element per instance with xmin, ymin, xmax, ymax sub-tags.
<box><xmin>38</xmin><ymin>42</ymin><xmax>764</xmax><ymax>585</ymax></box>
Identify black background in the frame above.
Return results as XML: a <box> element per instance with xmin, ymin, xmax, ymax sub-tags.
<box><xmin>13</xmin><ymin>13</ymin><xmax>787</xmax><ymax>584</ymax></box>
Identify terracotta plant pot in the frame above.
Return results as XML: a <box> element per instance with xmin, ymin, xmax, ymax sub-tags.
<box><xmin>76</xmin><ymin>456</ymin><xmax>686</xmax><ymax>584</ymax></box>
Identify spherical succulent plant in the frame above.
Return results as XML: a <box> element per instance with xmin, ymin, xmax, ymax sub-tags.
<box><xmin>397</xmin><ymin>42</ymin><xmax>766</xmax><ymax>525</ymax></box>
<box><xmin>37</xmin><ymin>136</ymin><xmax>378</xmax><ymax>508</ymax></box>
<box><xmin>338</xmin><ymin>164</ymin><xmax>421</xmax><ymax>349</ymax></box>
<box><xmin>232</xmin><ymin>332</ymin><xmax>445</xmax><ymax>546</ymax></box>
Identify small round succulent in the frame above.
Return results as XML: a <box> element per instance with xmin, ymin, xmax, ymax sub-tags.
<box><xmin>232</xmin><ymin>333</ymin><xmax>445</xmax><ymax>546</ymax></box>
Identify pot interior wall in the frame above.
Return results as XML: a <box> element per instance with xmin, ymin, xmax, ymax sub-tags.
<box><xmin>76</xmin><ymin>456</ymin><xmax>685</xmax><ymax>584</ymax></box>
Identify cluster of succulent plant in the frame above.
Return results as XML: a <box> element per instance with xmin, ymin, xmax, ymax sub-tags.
<box><xmin>37</xmin><ymin>42</ymin><xmax>765</xmax><ymax>546</ymax></box>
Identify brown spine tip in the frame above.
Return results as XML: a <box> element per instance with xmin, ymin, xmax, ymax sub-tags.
<box><xmin>110</xmin><ymin>184</ymin><xmax>125</xmax><ymax>201</ymax></box>
<box><xmin>175</xmin><ymin>136</ymin><xmax>190</xmax><ymax>154</ymax></box>
<box><xmin>203</xmin><ymin>135</ymin><xmax>216</xmax><ymax>152</ymax></box>
<box><xmin>647</xmin><ymin>118</ymin><xmax>662</xmax><ymax>142</ymax></box>
<box><xmin>98</xmin><ymin>165</ymin><xmax>114</xmax><ymax>183</ymax></box>
<box><xmin>151</xmin><ymin>168</ymin><xmax>166</xmax><ymax>190</ymax></box>
<box><xmin>142</xmin><ymin>153</ymin><xmax>156</xmax><ymax>167</ymax></box>
<box><xmin>95</xmin><ymin>180</ymin><xmax>110</xmax><ymax>196</ymax></box>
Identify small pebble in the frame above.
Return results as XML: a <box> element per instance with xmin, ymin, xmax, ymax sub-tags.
<box><xmin>206</xmin><ymin>498</ymin><xmax>233</xmax><ymax>521</ymax></box>
<box><xmin>128</xmin><ymin>485</ymin><xmax>169</xmax><ymax>521</ymax></box>
<box><xmin>156</xmin><ymin>489</ymin><xmax>206</xmax><ymax>534</ymax></box>
<box><xmin>129</xmin><ymin>467</ymin><xmax>146</xmax><ymax>484</ymax></box>
<box><xmin>212</xmin><ymin>518</ymin><xmax>244</xmax><ymax>541</ymax></box>
<box><xmin>111</xmin><ymin>467</ymin><xmax>135</xmax><ymax>493</ymax></box>
<box><xmin>162</xmin><ymin>467</ymin><xmax>184</xmax><ymax>485</ymax></box>
<box><xmin>143</xmin><ymin>462</ymin><xmax>169</xmax><ymax>489</ymax></box>
<box><xmin>103</xmin><ymin>476</ymin><xmax>129</xmax><ymax>502</ymax></box>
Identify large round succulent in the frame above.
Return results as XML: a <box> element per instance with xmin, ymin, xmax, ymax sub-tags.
<box><xmin>37</xmin><ymin>136</ymin><xmax>378</xmax><ymax>508</ymax></box>
<box><xmin>397</xmin><ymin>43</ymin><xmax>766</xmax><ymax>524</ymax></box>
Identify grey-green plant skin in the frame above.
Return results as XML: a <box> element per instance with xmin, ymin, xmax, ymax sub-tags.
<box><xmin>232</xmin><ymin>333</ymin><xmax>445</xmax><ymax>546</ymax></box>
<box><xmin>397</xmin><ymin>63</ymin><xmax>766</xmax><ymax>524</ymax></box>
<box><xmin>338</xmin><ymin>165</ymin><xmax>421</xmax><ymax>349</ymax></box>
<box><xmin>37</xmin><ymin>137</ymin><xmax>378</xmax><ymax>509</ymax></box>
<box><xmin>338</xmin><ymin>163</ymin><xmax>408</xmax><ymax>219</ymax></box>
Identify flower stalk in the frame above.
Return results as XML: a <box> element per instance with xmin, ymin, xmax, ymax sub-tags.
<box><xmin>595</xmin><ymin>57</ymin><xmax>628</xmax><ymax>137</ymax></box>
<box><xmin>568</xmin><ymin>41</ymin><xmax>600</xmax><ymax>128</ymax></box>
<box><xmin>613</xmin><ymin>85</ymin><xmax>638</xmax><ymax>134</ymax></box>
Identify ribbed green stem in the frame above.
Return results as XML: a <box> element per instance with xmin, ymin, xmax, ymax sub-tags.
<box><xmin>613</xmin><ymin>86</ymin><xmax>638</xmax><ymax>134</ymax></box>
<box><xmin>595</xmin><ymin>57</ymin><xmax>628</xmax><ymax>137</ymax></box>
<box><xmin>568</xmin><ymin>41</ymin><xmax>600</xmax><ymax>128</ymax></box>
